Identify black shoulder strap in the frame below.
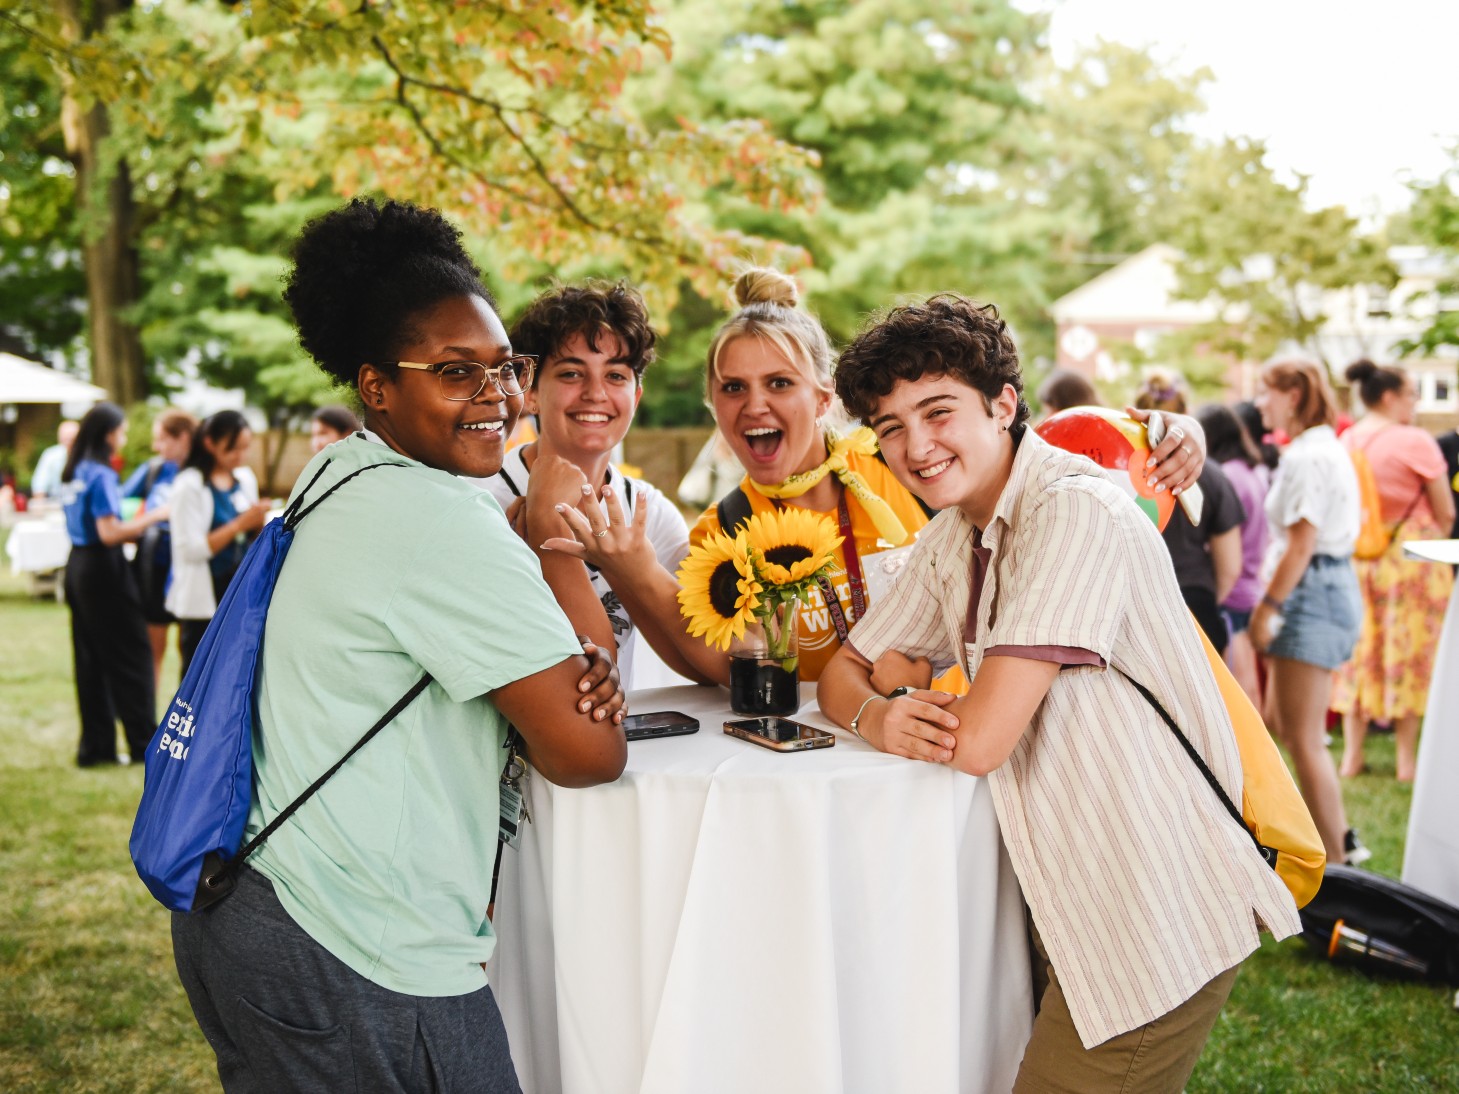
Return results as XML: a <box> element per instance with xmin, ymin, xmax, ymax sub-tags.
<box><xmin>1118</xmin><ymin>669</ymin><xmax>1277</xmax><ymax>870</ymax></box>
<box><xmin>716</xmin><ymin>485</ymin><xmax>753</xmax><ymax>534</ymax></box>
<box><xmin>498</xmin><ymin>464</ymin><xmax>524</xmax><ymax>499</ymax></box>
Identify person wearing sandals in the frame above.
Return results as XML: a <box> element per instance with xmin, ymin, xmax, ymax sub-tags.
<box><xmin>1251</xmin><ymin>359</ymin><xmax>1368</xmax><ymax>866</ymax></box>
<box><xmin>1332</xmin><ymin>359</ymin><xmax>1454</xmax><ymax>782</ymax></box>
<box><xmin>170</xmin><ymin>198</ymin><xmax>628</xmax><ymax>1093</ymax></box>
<box><xmin>819</xmin><ymin>295</ymin><xmax>1300</xmax><ymax>1092</ymax></box>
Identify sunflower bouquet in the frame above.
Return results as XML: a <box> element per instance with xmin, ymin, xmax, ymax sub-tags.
<box><xmin>677</xmin><ymin>508</ymin><xmax>843</xmax><ymax>674</ymax></box>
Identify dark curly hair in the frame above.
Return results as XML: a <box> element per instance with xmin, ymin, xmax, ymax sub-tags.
<box><xmin>835</xmin><ymin>294</ymin><xmax>1029</xmax><ymax>430</ymax></box>
<box><xmin>509</xmin><ymin>280</ymin><xmax>656</xmax><ymax>387</ymax></box>
<box><xmin>282</xmin><ymin>197</ymin><xmax>496</xmax><ymax>388</ymax></box>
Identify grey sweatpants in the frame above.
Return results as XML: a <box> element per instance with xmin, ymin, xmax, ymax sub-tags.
<box><xmin>172</xmin><ymin>867</ymin><xmax>521</xmax><ymax>1093</ymax></box>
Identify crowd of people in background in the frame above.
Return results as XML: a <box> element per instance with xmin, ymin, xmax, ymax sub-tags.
<box><xmin>8</xmin><ymin>193</ymin><xmax>1458</xmax><ymax>1092</ymax></box>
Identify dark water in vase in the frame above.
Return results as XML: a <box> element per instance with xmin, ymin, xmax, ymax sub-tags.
<box><xmin>729</xmin><ymin>656</ymin><xmax>801</xmax><ymax>716</ymax></box>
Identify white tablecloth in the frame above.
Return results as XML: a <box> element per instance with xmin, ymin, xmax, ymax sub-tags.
<box><xmin>5</xmin><ymin>517</ymin><xmax>71</xmax><ymax>574</ymax></box>
<box><xmin>1402</xmin><ymin>540</ymin><xmax>1459</xmax><ymax>907</ymax></box>
<box><xmin>487</xmin><ymin>685</ymin><xmax>1032</xmax><ymax>1094</ymax></box>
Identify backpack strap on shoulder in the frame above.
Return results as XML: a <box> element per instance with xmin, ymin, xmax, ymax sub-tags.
<box><xmin>716</xmin><ymin>485</ymin><xmax>753</xmax><ymax>535</ymax></box>
<box><xmin>284</xmin><ymin>461</ymin><xmax>409</xmax><ymax>529</ymax></box>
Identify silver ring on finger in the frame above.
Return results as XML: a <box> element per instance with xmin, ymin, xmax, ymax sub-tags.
<box><xmin>593</xmin><ymin>529</ymin><xmax>609</xmax><ymax>538</ymax></box>
<box><xmin>1182</xmin><ymin>444</ymin><xmax>1193</xmax><ymax>455</ymax></box>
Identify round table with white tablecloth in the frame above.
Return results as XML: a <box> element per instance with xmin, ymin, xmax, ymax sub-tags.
<box><xmin>485</xmin><ymin>685</ymin><xmax>1032</xmax><ymax>1094</ymax></box>
<box><xmin>5</xmin><ymin>514</ymin><xmax>71</xmax><ymax>574</ymax></box>
<box><xmin>1401</xmin><ymin>539</ymin><xmax>1459</xmax><ymax>909</ymax></box>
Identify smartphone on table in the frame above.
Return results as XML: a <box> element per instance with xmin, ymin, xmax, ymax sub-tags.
<box><xmin>622</xmin><ymin>711</ymin><xmax>700</xmax><ymax>742</ymax></box>
<box><xmin>723</xmin><ymin>717</ymin><xmax>835</xmax><ymax>753</ymax></box>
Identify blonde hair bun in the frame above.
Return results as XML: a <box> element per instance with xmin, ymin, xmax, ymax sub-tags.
<box><xmin>734</xmin><ymin>267</ymin><xmax>799</xmax><ymax>309</ymax></box>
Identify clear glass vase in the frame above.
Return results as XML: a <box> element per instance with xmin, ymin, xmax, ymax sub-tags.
<box><xmin>728</xmin><ymin>598</ymin><xmax>801</xmax><ymax>716</ymax></box>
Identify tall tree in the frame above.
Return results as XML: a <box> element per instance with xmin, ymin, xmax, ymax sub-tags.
<box><xmin>2</xmin><ymin>0</ymin><xmax>819</xmax><ymax>403</ymax></box>
<box><xmin>0</xmin><ymin>29</ymin><xmax>86</xmax><ymax>360</ymax></box>
<box><xmin>626</xmin><ymin>0</ymin><xmax>1059</xmax><ymax>423</ymax></box>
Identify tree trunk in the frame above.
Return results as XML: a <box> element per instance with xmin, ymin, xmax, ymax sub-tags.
<box><xmin>55</xmin><ymin>0</ymin><xmax>146</xmax><ymax>406</ymax></box>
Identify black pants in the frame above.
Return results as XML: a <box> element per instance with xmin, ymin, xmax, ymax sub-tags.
<box><xmin>64</xmin><ymin>544</ymin><xmax>156</xmax><ymax>765</ymax></box>
<box><xmin>178</xmin><ymin>569</ymin><xmax>235</xmax><ymax>677</ymax></box>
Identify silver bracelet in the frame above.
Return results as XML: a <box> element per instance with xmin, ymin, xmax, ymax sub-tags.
<box><xmin>849</xmin><ymin>685</ymin><xmax>912</xmax><ymax>741</ymax></box>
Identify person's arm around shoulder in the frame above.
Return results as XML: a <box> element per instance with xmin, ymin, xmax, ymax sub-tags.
<box><xmin>1128</xmin><ymin>407</ymin><xmax>1206</xmax><ymax>496</ymax></box>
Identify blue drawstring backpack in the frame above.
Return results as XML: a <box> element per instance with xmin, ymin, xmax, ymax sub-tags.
<box><xmin>130</xmin><ymin>460</ymin><xmax>428</xmax><ymax>913</ymax></box>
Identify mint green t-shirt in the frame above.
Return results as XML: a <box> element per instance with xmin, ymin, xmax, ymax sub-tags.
<box><xmin>245</xmin><ymin>436</ymin><xmax>581</xmax><ymax>996</ymax></box>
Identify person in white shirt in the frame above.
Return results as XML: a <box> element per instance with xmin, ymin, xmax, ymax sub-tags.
<box><xmin>1252</xmin><ymin>358</ymin><xmax>1365</xmax><ymax>865</ymax></box>
<box><xmin>31</xmin><ymin>419</ymin><xmax>79</xmax><ymax>499</ymax></box>
<box><xmin>165</xmin><ymin>410</ymin><xmax>271</xmax><ymax>674</ymax></box>
<box><xmin>468</xmin><ymin>281</ymin><xmax>698</xmax><ymax>688</ymax></box>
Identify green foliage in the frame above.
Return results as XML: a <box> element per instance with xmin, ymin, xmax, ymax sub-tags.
<box><xmin>629</xmin><ymin>0</ymin><xmax>1058</xmax><ymax>422</ymax></box>
<box><xmin>1398</xmin><ymin>150</ymin><xmax>1459</xmax><ymax>357</ymax></box>
<box><xmin>1167</xmin><ymin>139</ymin><xmax>1397</xmax><ymax>367</ymax></box>
<box><xmin>0</xmin><ymin>31</ymin><xmax>85</xmax><ymax>360</ymax></box>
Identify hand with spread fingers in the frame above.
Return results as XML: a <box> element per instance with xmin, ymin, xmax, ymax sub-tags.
<box><xmin>1128</xmin><ymin>406</ymin><xmax>1206</xmax><ymax>497</ymax></box>
<box><xmin>859</xmin><ymin>689</ymin><xmax>960</xmax><ymax>763</ymax></box>
<box><xmin>542</xmin><ymin>482</ymin><xmax>657</xmax><ymax>577</ymax></box>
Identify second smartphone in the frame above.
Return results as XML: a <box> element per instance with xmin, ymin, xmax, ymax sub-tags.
<box><xmin>724</xmin><ymin>716</ymin><xmax>835</xmax><ymax>752</ymax></box>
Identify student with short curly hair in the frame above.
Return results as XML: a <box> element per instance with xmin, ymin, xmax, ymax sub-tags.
<box><xmin>170</xmin><ymin>197</ymin><xmax>627</xmax><ymax>1093</ymax></box>
<box><xmin>469</xmin><ymin>280</ymin><xmax>698</xmax><ymax>687</ymax></box>
<box><xmin>822</xmin><ymin>294</ymin><xmax>1300</xmax><ymax>1092</ymax></box>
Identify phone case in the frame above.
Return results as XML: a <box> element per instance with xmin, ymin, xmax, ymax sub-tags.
<box><xmin>723</xmin><ymin>718</ymin><xmax>835</xmax><ymax>752</ymax></box>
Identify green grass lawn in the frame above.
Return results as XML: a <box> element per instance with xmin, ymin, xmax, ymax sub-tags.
<box><xmin>1</xmin><ymin>535</ymin><xmax>1456</xmax><ymax>1091</ymax></box>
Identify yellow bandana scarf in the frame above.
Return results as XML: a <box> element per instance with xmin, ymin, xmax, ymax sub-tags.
<box><xmin>746</xmin><ymin>427</ymin><xmax>911</xmax><ymax>546</ymax></box>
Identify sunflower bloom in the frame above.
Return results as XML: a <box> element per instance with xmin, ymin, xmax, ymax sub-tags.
<box><xmin>676</xmin><ymin>530</ymin><xmax>762</xmax><ymax>651</ymax></box>
<box><xmin>743</xmin><ymin>508</ymin><xmax>843</xmax><ymax>587</ymax></box>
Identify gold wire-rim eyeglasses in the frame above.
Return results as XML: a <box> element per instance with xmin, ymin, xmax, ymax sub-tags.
<box><xmin>393</xmin><ymin>355</ymin><xmax>537</xmax><ymax>400</ymax></box>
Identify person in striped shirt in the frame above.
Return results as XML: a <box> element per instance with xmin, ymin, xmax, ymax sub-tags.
<box><xmin>819</xmin><ymin>295</ymin><xmax>1300</xmax><ymax>1093</ymax></box>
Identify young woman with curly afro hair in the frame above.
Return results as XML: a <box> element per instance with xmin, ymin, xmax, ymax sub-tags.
<box><xmin>170</xmin><ymin>197</ymin><xmax>627</xmax><ymax>1093</ymax></box>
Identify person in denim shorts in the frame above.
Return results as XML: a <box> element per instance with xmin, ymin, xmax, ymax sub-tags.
<box><xmin>1252</xmin><ymin>358</ymin><xmax>1367</xmax><ymax>866</ymax></box>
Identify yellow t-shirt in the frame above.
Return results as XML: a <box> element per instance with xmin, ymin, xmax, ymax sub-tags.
<box><xmin>690</xmin><ymin>449</ymin><xmax>931</xmax><ymax>682</ymax></box>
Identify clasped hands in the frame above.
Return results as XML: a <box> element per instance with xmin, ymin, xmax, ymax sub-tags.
<box><xmin>861</xmin><ymin>650</ymin><xmax>959</xmax><ymax>765</ymax></box>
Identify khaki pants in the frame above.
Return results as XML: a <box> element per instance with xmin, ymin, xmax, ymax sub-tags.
<box><xmin>1013</xmin><ymin>924</ymin><xmax>1240</xmax><ymax>1093</ymax></box>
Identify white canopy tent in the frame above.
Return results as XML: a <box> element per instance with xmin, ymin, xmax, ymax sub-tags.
<box><xmin>0</xmin><ymin>352</ymin><xmax>108</xmax><ymax>405</ymax></box>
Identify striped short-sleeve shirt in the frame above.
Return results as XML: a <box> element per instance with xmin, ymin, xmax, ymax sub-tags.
<box><xmin>849</xmin><ymin>430</ymin><xmax>1301</xmax><ymax>1049</ymax></box>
